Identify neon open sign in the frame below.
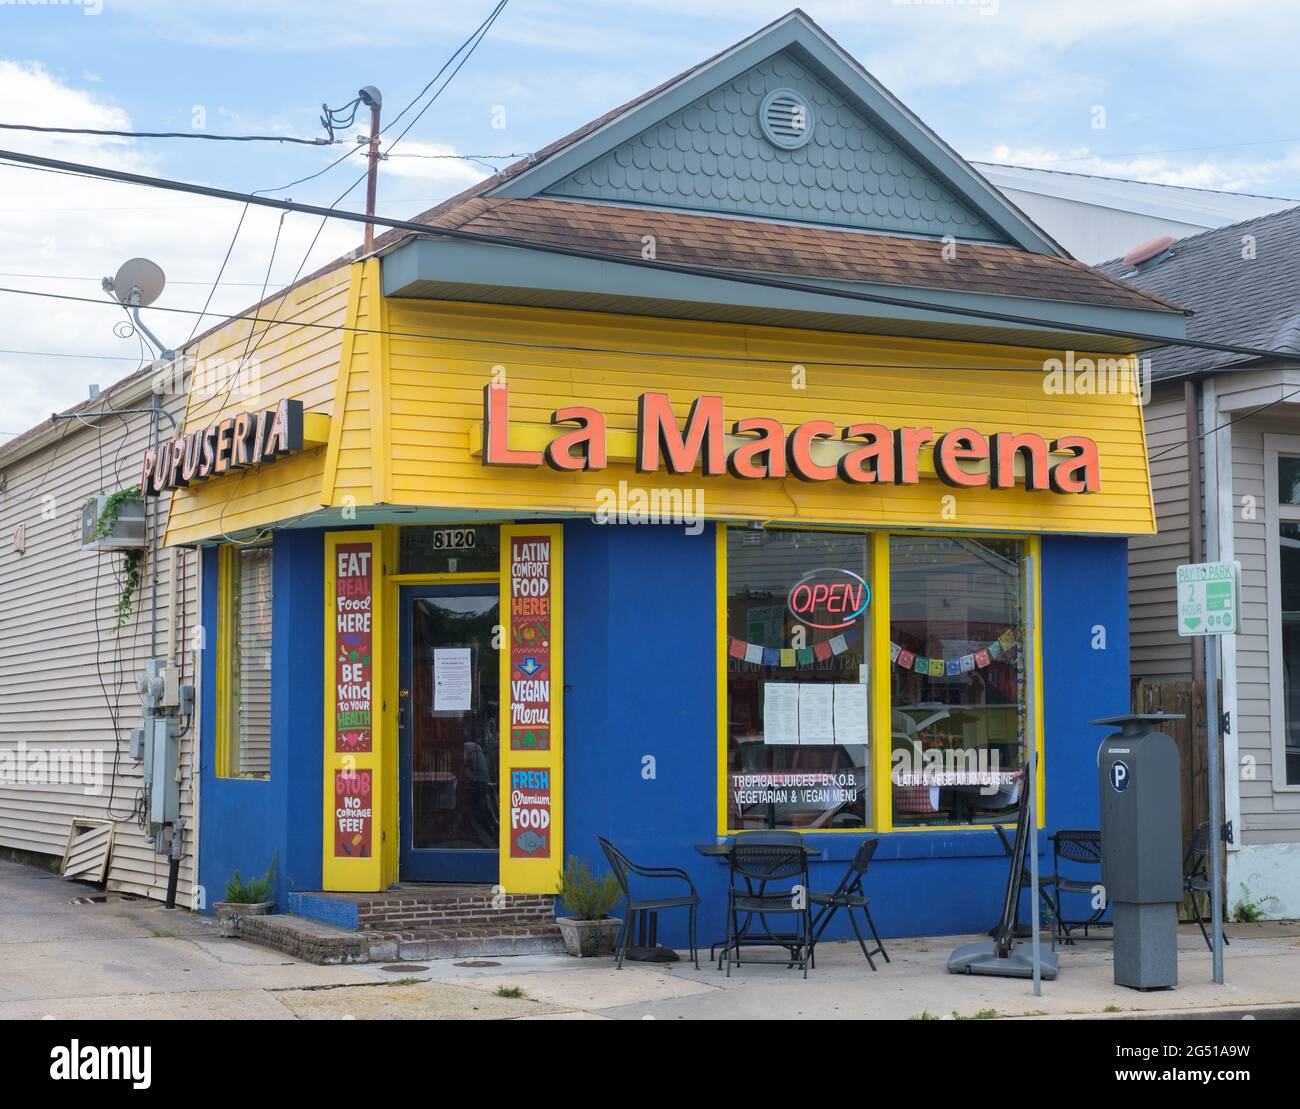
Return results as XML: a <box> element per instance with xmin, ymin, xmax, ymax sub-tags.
<box><xmin>787</xmin><ymin>568</ymin><xmax>871</xmax><ymax>629</ymax></box>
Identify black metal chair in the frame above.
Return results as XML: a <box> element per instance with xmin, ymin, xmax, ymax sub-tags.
<box><xmin>1050</xmin><ymin>829</ymin><xmax>1110</xmax><ymax>948</ymax></box>
<box><xmin>809</xmin><ymin>837</ymin><xmax>889</xmax><ymax>970</ymax></box>
<box><xmin>1183</xmin><ymin>821</ymin><xmax>1230</xmax><ymax>952</ymax></box>
<box><xmin>597</xmin><ymin>836</ymin><xmax>700</xmax><ymax>970</ymax></box>
<box><xmin>721</xmin><ymin>840</ymin><xmax>813</xmax><ymax>978</ymax></box>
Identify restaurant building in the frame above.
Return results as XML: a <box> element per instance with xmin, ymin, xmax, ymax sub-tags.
<box><xmin>159</xmin><ymin>11</ymin><xmax>1186</xmax><ymax>944</ymax></box>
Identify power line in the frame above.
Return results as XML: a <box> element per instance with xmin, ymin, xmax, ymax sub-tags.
<box><xmin>4</xmin><ymin>144</ymin><xmax>1297</xmax><ymax>365</ymax></box>
<box><xmin>0</xmin><ymin>346</ymin><xmax>141</xmax><ymax>360</ymax></box>
<box><xmin>386</xmin><ymin>151</ymin><xmax>530</xmax><ymax>160</ymax></box>
<box><xmin>0</xmin><ymin>271</ymin><xmax>288</xmax><ymax>288</ymax></box>
<box><xmin>1148</xmin><ymin>382</ymin><xmax>1300</xmax><ymax>464</ymax></box>
<box><xmin>0</xmin><ymin>122</ymin><xmax>335</xmax><ymax>145</ymax></box>
<box><xmin>0</xmin><ymin>281</ymin><xmax>1237</xmax><ymax>376</ymax></box>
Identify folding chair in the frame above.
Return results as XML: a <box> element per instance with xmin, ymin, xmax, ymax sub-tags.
<box><xmin>809</xmin><ymin>837</ymin><xmax>889</xmax><ymax>970</ymax></box>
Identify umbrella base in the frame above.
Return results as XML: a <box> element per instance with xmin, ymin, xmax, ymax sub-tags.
<box><xmin>947</xmin><ymin>940</ymin><xmax>1059</xmax><ymax>979</ymax></box>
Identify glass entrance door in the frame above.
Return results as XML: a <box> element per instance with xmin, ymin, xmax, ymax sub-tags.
<box><xmin>399</xmin><ymin>585</ymin><xmax>500</xmax><ymax>882</ymax></box>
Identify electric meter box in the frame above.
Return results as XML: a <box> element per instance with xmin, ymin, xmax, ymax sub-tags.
<box><xmin>1095</xmin><ymin>713</ymin><xmax>1183</xmax><ymax>990</ymax></box>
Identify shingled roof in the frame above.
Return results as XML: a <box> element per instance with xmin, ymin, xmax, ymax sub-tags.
<box><xmin>384</xmin><ymin>193</ymin><xmax>1181</xmax><ymax>313</ymax></box>
<box><xmin>1097</xmin><ymin>205</ymin><xmax>1300</xmax><ymax>380</ymax></box>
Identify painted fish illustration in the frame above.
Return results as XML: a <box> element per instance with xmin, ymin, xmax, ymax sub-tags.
<box><xmin>515</xmin><ymin>830</ymin><xmax>546</xmax><ymax>854</ymax></box>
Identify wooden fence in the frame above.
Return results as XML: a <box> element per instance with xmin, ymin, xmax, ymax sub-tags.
<box><xmin>1131</xmin><ymin>678</ymin><xmax>1214</xmax><ymax>863</ymax></box>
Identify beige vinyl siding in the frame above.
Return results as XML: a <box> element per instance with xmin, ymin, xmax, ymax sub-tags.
<box><xmin>0</xmin><ymin>384</ymin><xmax>200</xmax><ymax>902</ymax></box>
<box><xmin>1130</xmin><ymin>383</ymin><xmax>1194</xmax><ymax>678</ymax></box>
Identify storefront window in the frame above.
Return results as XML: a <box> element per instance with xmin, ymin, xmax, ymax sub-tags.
<box><xmin>399</xmin><ymin>525</ymin><xmax>499</xmax><ymax>575</ymax></box>
<box><xmin>1280</xmin><ymin>520</ymin><xmax>1300</xmax><ymax>785</ymax></box>
<box><xmin>220</xmin><ymin>545</ymin><xmax>272</xmax><ymax>780</ymax></box>
<box><xmin>725</xmin><ymin>528</ymin><xmax>872</xmax><ymax>831</ymax></box>
<box><xmin>889</xmin><ymin>535</ymin><xmax>1027</xmax><ymax>826</ymax></box>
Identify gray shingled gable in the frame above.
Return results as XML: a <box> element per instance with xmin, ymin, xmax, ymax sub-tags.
<box><xmin>1098</xmin><ymin>204</ymin><xmax>1300</xmax><ymax>379</ymax></box>
<box><xmin>541</xmin><ymin>49</ymin><xmax>1006</xmax><ymax>242</ymax></box>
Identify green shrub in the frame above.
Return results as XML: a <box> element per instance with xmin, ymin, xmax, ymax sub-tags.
<box><xmin>1232</xmin><ymin>883</ymin><xmax>1271</xmax><ymax>923</ymax></box>
<box><xmin>557</xmin><ymin>855</ymin><xmax>621</xmax><ymax>920</ymax></box>
<box><xmin>224</xmin><ymin>853</ymin><xmax>278</xmax><ymax>904</ymax></box>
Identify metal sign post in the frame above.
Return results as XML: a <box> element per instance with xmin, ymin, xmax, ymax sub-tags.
<box><xmin>1026</xmin><ymin>554</ymin><xmax>1042</xmax><ymax>997</ymax></box>
<box><xmin>1176</xmin><ymin>560</ymin><xmax>1238</xmax><ymax>985</ymax></box>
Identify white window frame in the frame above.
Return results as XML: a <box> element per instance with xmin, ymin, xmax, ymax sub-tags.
<box><xmin>1263</xmin><ymin>433</ymin><xmax>1300</xmax><ymax>792</ymax></box>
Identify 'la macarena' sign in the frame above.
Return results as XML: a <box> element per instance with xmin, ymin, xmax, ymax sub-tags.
<box><xmin>481</xmin><ymin>384</ymin><xmax>1100</xmax><ymax>494</ymax></box>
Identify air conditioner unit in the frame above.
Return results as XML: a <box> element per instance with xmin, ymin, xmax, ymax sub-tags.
<box><xmin>81</xmin><ymin>495</ymin><xmax>147</xmax><ymax>550</ymax></box>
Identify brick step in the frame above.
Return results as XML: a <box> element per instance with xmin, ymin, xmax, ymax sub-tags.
<box><xmin>233</xmin><ymin>913</ymin><xmax>566</xmax><ymax>964</ymax></box>
<box><xmin>238</xmin><ymin>913</ymin><xmax>369</xmax><ymax>965</ymax></box>
<box><xmin>359</xmin><ymin>907</ymin><xmax>554</xmax><ymax>931</ymax></box>
<box><xmin>290</xmin><ymin>888</ymin><xmax>556</xmax><ymax>933</ymax></box>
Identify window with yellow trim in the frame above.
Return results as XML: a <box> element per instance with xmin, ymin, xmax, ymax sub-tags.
<box><xmin>218</xmin><ymin>544</ymin><xmax>273</xmax><ymax>780</ymax></box>
<box><xmin>888</xmin><ymin>535</ymin><xmax>1028</xmax><ymax>827</ymax></box>
<box><xmin>724</xmin><ymin>528</ymin><xmax>873</xmax><ymax>831</ymax></box>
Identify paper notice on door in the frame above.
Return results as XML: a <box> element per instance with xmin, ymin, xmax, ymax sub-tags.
<box><xmin>798</xmin><ymin>683</ymin><xmax>835</xmax><ymax>745</ymax></box>
<box><xmin>433</xmin><ymin>647</ymin><xmax>472</xmax><ymax>712</ymax></box>
<box><xmin>833</xmin><ymin>683</ymin><xmax>869</xmax><ymax>746</ymax></box>
<box><xmin>762</xmin><ymin>683</ymin><xmax>800</xmax><ymax>745</ymax></box>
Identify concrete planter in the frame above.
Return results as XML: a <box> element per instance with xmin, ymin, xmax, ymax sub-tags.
<box><xmin>556</xmin><ymin>916</ymin><xmax>622</xmax><ymax>958</ymax></box>
<box><xmin>214</xmin><ymin>900</ymin><xmax>275</xmax><ymax>938</ymax></box>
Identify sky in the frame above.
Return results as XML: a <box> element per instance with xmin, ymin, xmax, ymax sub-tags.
<box><xmin>3</xmin><ymin>0</ymin><xmax>1300</xmax><ymax>437</ymax></box>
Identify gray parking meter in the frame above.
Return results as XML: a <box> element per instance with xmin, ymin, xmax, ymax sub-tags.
<box><xmin>1094</xmin><ymin>714</ymin><xmax>1184</xmax><ymax>990</ymax></box>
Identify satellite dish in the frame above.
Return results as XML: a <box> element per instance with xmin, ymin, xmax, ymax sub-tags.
<box><xmin>107</xmin><ymin>257</ymin><xmax>166</xmax><ymax>307</ymax></box>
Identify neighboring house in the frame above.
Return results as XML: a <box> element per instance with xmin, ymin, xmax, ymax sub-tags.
<box><xmin>974</xmin><ymin>162</ymin><xmax>1297</xmax><ymax>264</ymax></box>
<box><xmin>0</xmin><ymin>366</ymin><xmax>199</xmax><ymax>903</ymax></box>
<box><xmin>1100</xmin><ymin>208</ymin><xmax>1300</xmax><ymax>919</ymax></box>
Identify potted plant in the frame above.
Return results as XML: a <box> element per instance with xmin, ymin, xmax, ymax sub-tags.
<box><xmin>555</xmin><ymin>855</ymin><xmax>623</xmax><ymax>957</ymax></box>
<box><xmin>81</xmin><ymin>486</ymin><xmax>146</xmax><ymax>628</ymax></box>
<box><xmin>213</xmin><ymin>855</ymin><xmax>277</xmax><ymax>937</ymax></box>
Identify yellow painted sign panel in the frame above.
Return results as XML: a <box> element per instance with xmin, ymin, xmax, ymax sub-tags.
<box><xmin>498</xmin><ymin>524</ymin><xmax>563</xmax><ymax>895</ymax></box>
<box><xmin>323</xmin><ymin>530</ymin><xmax>384</xmax><ymax>891</ymax></box>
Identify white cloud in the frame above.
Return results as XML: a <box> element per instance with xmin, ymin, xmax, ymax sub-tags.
<box><xmin>0</xmin><ymin>62</ymin><xmax>485</xmax><ymax>439</ymax></box>
<box><xmin>980</xmin><ymin>142</ymin><xmax>1300</xmax><ymax>194</ymax></box>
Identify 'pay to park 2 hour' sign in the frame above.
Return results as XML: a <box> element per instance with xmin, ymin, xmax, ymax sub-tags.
<box><xmin>1176</xmin><ymin>561</ymin><xmax>1239</xmax><ymax>637</ymax></box>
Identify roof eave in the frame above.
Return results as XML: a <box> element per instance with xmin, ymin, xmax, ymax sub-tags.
<box><xmin>382</xmin><ymin>236</ymin><xmax>1185</xmax><ymax>355</ymax></box>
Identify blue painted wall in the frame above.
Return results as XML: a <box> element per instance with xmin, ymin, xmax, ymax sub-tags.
<box><xmin>560</xmin><ymin>525</ymin><xmax>1131</xmax><ymax>947</ymax></box>
<box><xmin>197</xmin><ymin>522</ymin><xmax>1129</xmax><ymax>947</ymax></box>
<box><xmin>198</xmin><ymin>530</ymin><xmax>323</xmax><ymax>911</ymax></box>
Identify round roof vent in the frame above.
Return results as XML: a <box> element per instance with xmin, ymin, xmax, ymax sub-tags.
<box><xmin>759</xmin><ymin>88</ymin><xmax>815</xmax><ymax>150</ymax></box>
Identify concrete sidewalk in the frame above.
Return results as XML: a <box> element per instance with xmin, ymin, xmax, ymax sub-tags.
<box><xmin>2</xmin><ymin>859</ymin><xmax>1297</xmax><ymax>1019</ymax></box>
